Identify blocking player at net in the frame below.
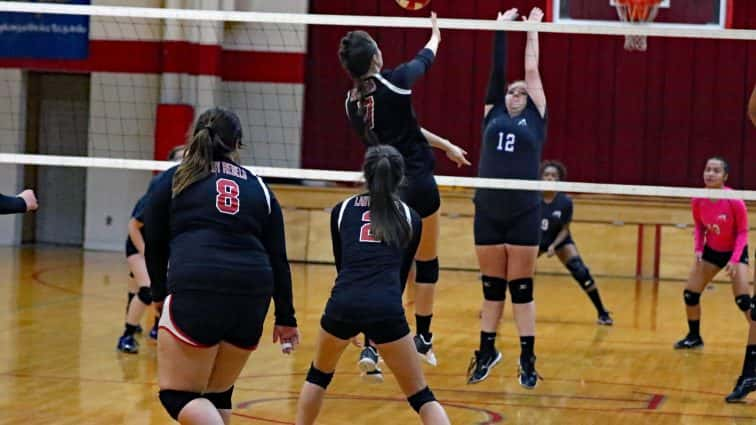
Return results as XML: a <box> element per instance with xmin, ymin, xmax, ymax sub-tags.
<box><xmin>296</xmin><ymin>145</ymin><xmax>450</xmax><ymax>425</ymax></box>
<box><xmin>467</xmin><ymin>7</ymin><xmax>546</xmax><ymax>389</ymax></box>
<box><xmin>143</xmin><ymin>108</ymin><xmax>298</xmax><ymax>425</ymax></box>
<box><xmin>340</xmin><ymin>12</ymin><xmax>469</xmax><ymax>370</ymax></box>
<box><xmin>538</xmin><ymin>160</ymin><xmax>613</xmax><ymax>325</ymax></box>
<box><xmin>675</xmin><ymin>157</ymin><xmax>750</xmax><ymax>350</ymax></box>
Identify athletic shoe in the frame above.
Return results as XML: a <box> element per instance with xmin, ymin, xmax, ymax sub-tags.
<box><xmin>358</xmin><ymin>346</ymin><xmax>383</xmax><ymax>383</ymax></box>
<box><xmin>518</xmin><ymin>355</ymin><xmax>541</xmax><ymax>389</ymax></box>
<box><xmin>597</xmin><ymin>312</ymin><xmax>614</xmax><ymax>326</ymax></box>
<box><xmin>134</xmin><ymin>324</ymin><xmax>143</xmax><ymax>334</ymax></box>
<box><xmin>466</xmin><ymin>350</ymin><xmax>502</xmax><ymax>384</ymax></box>
<box><xmin>117</xmin><ymin>335</ymin><xmax>139</xmax><ymax>354</ymax></box>
<box><xmin>414</xmin><ymin>334</ymin><xmax>437</xmax><ymax>366</ymax></box>
<box><xmin>726</xmin><ymin>376</ymin><xmax>756</xmax><ymax>403</ymax></box>
<box><xmin>674</xmin><ymin>334</ymin><xmax>704</xmax><ymax>349</ymax></box>
<box><xmin>149</xmin><ymin>323</ymin><xmax>158</xmax><ymax>340</ymax></box>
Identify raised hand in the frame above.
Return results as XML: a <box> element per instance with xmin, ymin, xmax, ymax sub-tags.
<box><xmin>498</xmin><ymin>8</ymin><xmax>519</xmax><ymax>21</ymax></box>
<box><xmin>522</xmin><ymin>7</ymin><xmax>544</xmax><ymax>22</ymax></box>
<box><xmin>430</xmin><ymin>11</ymin><xmax>441</xmax><ymax>42</ymax></box>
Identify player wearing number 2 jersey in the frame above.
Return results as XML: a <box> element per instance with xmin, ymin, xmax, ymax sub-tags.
<box><xmin>468</xmin><ymin>7</ymin><xmax>547</xmax><ymax>389</ymax></box>
<box><xmin>143</xmin><ymin>108</ymin><xmax>298</xmax><ymax>424</ymax></box>
<box><xmin>296</xmin><ymin>145</ymin><xmax>450</xmax><ymax>425</ymax></box>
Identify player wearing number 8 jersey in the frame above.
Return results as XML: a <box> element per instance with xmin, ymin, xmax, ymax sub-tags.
<box><xmin>467</xmin><ymin>7</ymin><xmax>547</xmax><ymax>389</ymax></box>
<box><xmin>143</xmin><ymin>108</ymin><xmax>298</xmax><ymax>424</ymax></box>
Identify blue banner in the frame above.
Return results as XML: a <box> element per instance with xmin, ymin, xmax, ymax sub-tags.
<box><xmin>0</xmin><ymin>0</ymin><xmax>90</xmax><ymax>60</ymax></box>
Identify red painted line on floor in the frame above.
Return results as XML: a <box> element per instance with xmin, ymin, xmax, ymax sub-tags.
<box><xmin>233</xmin><ymin>411</ymin><xmax>295</xmax><ymax>424</ymax></box>
<box><xmin>646</xmin><ymin>393</ymin><xmax>665</xmax><ymax>410</ymax></box>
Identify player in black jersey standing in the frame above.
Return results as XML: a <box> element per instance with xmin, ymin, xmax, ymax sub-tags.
<box><xmin>538</xmin><ymin>161</ymin><xmax>613</xmax><ymax>325</ymax></box>
<box><xmin>118</xmin><ymin>146</ymin><xmax>185</xmax><ymax>353</ymax></box>
<box><xmin>296</xmin><ymin>145</ymin><xmax>450</xmax><ymax>425</ymax></box>
<box><xmin>467</xmin><ymin>7</ymin><xmax>546</xmax><ymax>389</ymax></box>
<box><xmin>0</xmin><ymin>189</ymin><xmax>37</xmax><ymax>214</ymax></box>
<box><xmin>340</xmin><ymin>12</ymin><xmax>470</xmax><ymax>372</ymax></box>
<box><xmin>143</xmin><ymin>108</ymin><xmax>298</xmax><ymax>425</ymax></box>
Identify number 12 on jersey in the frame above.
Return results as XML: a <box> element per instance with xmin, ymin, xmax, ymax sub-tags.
<box><xmin>497</xmin><ymin>132</ymin><xmax>516</xmax><ymax>152</ymax></box>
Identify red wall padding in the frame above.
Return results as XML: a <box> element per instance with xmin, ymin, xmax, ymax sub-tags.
<box><xmin>154</xmin><ymin>104</ymin><xmax>194</xmax><ymax>161</ymax></box>
<box><xmin>302</xmin><ymin>0</ymin><xmax>756</xmax><ymax>189</ymax></box>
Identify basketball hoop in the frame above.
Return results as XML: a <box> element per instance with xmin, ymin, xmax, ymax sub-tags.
<box><xmin>615</xmin><ymin>0</ymin><xmax>662</xmax><ymax>51</ymax></box>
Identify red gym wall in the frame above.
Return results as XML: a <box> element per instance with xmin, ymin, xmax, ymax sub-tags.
<box><xmin>302</xmin><ymin>0</ymin><xmax>756</xmax><ymax>190</ymax></box>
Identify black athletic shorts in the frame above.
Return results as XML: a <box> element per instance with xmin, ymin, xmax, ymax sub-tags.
<box><xmin>474</xmin><ymin>204</ymin><xmax>541</xmax><ymax>246</ymax></box>
<box><xmin>320</xmin><ymin>314</ymin><xmax>410</xmax><ymax>345</ymax></box>
<box><xmin>159</xmin><ymin>290</ymin><xmax>271</xmax><ymax>350</ymax></box>
<box><xmin>701</xmin><ymin>244</ymin><xmax>749</xmax><ymax>269</ymax></box>
<box><xmin>125</xmin><ymin>237</ymin><xmax>138</xmax><ymax>257</ymax></box>
<box><xmin>399</xmin><ymin>172</ymin><xmax>440</xmax><ymax>219</ymax></box>
<box><xmin>539</xmin><ymin>235</ymin><xmax>575</xmax><ymax>255</ymax></box>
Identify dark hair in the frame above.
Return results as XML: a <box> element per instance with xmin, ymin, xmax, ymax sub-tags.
<box><xmin>339</xmin><ymin>30</ymin><xmax>380</xmax><ymax>146</ymax></box>
<box><xmin>172</xmin><ymin>107</ymin><xmax>242</xmax><ymax>197</ymax></box>
<box><xmin>707</xmin><ymin>156</ymin><xmax>729</xmax><ymax>174</ymax></box>
<box><xmin>167</xmin><ymin>145</ymin><xmax>185</xmax><ymax>161</ymax></box>
<box><xmin>363</xmin><ymin>145</ymin><xmax>409</xmax><ymax>247</ymax></box>
<box><xmin>540</xmin><ymin>160</ymin><xmax>567</xmax><ymax>180</ymax></box>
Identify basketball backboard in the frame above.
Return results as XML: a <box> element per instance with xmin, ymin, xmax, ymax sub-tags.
<box><xmin>549</xmin><ymin>0</ymin><xmax>730</xmax><ymax>29</ymax></box>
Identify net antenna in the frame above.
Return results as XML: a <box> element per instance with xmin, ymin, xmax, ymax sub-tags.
<box><xmin>614</xmin><ymin>0</ymin><xmax>664</xmax><ymax>51</ymax></box>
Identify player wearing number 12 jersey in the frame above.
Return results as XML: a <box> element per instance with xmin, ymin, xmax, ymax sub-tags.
<box><xmin>143</xmin><ymin>108</ymin><xmax>298</xmax><ymax>424</ymax></box>
<box><xmin>468</xmin><ymin>7</ymin><xmax>547</xmax><ymax>389</ymax></box>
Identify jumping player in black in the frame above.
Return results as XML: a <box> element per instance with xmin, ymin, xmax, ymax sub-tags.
<box><xmin>0</xmin><ymin>189</ymin><xmax>37</xmax><ymax>214</ymax></box>
<box><xmin>340</xmin><ymin>12</ymin><xmax>469</xmax><ymax>376</ymax></box>
<box><xmin>118</xmin><ymin>146</ymin><xmax>185</xmax><ymax>353</ymax></box>
<box><xmin>295</xmin><ymin>145</ymin><xmax>450</xmax><ymax>425</ymax></box>
<box><xmin>538</xmin><ymin>161</ymin><xmax>613</xmax><ymax>325</ymax></box>
<box><xmin>143</xmin><ymin>108</ymin><xmax>298</xmax><ymax>425</ymax></box>
<box><xmin>467</xmin><ymin>7</ymin><xmax>546</xmax><ymax>389</ymax></box>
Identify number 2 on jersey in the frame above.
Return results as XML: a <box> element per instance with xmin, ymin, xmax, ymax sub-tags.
<box><xmin>359</xmin><ymin>211</ymin><xmax>380</xmax><ymax>243</ymax></box>
<box><xmin>216</xmin><ymin>178</ymin><xmax>240</xmax><ymax>215</ymax></box>
<box><xmin>497</xmin><ymin>132</ymin><xmax>516</xmax><ymax>152</ymax></box>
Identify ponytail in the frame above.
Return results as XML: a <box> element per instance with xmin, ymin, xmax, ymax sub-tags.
<box><xmin>339</xmin><ymin>30</ymin><xmax>381</xmax><ymax>146</ymax></box>
<box><xmin>354</xmin><ymin>79</ymin><xmax>381</xmax><ymax>146</ymax></box>
<box><xmin>363</xmin><ymin>145</ymin><xmax>409</xmax><ymax>247</ymax></box>
<box><xmin>172</xmin><ymin>127</ymin><xmax>214</xmax><ymax>197</ymax></box>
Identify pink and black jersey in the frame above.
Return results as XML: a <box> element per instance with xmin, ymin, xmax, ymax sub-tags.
<box><xmin>691</xmin><ymin>188</ymin><xmax>749</xmax><ymax>264</ymax></box>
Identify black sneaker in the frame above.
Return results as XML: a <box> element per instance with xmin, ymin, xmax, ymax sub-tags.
<box><xmin>117</xmin><ymin>334</ymin><xmax>139</xmax><ymax>354</ymax></box>
<box><xmin>358</xmin><ymin>346</ymin><xmax>383</xmax><ymax>384</ymax></box>
<box><xmin>466</xmin><ymin>350</ymin><xmax>502</xmax><ymax>384</ymax></box>
<box><xmin>518</xmin><ymin>355</ymin><xmax>541</xmax><ymax>389</ymax></box>
<box><xmin>414</xmin><ymin>334</ymin><xmax>437</xmax><ymax>366</ymax></box>
<box><xmin>674</xmin><ymin>334</ymin><xmax>704</xmax><ymax>350</ymax></box>
<box><xmin>726</xmin><ymin>376</ymin><xmax>756</xmax><ymax>403</ymax></box>
<box><xmin>149</xmin><ymin>323</ymin><xmax>158</xmax><ymax>340</ymax></box>
<box><xmin>597</xmin><ymin>312</ymin><xmax>614</xmax><ymax>326</ymax></box>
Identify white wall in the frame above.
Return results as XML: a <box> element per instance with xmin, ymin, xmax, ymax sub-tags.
<box><xmin>0</xmin><ymin>70</ymin><xmax>26</xmax><ymax>245</ymax></box>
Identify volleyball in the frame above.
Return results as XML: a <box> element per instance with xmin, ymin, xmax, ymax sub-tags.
<box><xmin>395</xmin><ymin>0</ymin><xmax>431</xmax><ymax>11</ymax></box>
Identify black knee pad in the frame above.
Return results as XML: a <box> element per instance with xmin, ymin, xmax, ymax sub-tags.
<box><xmin>508</xmin><ymin>278</ymin><xmax>534</xmax><ymax>304</ymax></box>
<box><xmin>683</xmin><ymin>289</ymin><xmax>701</xmax><ymax>307</ymax></box>
<box><xmin>159</xmin><ymin>390</ymin><xmax>201</xmax><ymax>420</ymax></box>
<box><xmin>415</xmin><ymin>258</ymin><xmax>439</xmax><ymax>284</ymax></box>
<box><xmin>407</xmin><ymin>386</ymin><xmax>436</xmax><ymax>413</ymax></box>
<box><xmin>482</xmin><ymin>275</ymin><xmax>507</xmax><ymax>301</ymax></box>
<box><xmin>565</xmin><ymin>257</ymin><xmax>594</xmax><ymax>290</ymax></box>
<box><xmin>204</xmin><ymin>386</ymin><xmax>233</xmax><ymax>410</ymax></box>
<box><xmin>736</xmin><ymin>295</ymin><xmax>752</xmax><ymax>312</ymax></box>
<box><xmin>306</xmin><ymin>363</ymin><xmax>334</xmax><ymax>389</ymax></box>
<box><xmin>137</xmin><ymin>286</ymin><xmax>152</xmax><ymax>305</ymax></box>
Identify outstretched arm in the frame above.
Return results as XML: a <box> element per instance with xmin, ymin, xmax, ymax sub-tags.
<box><xmin>421</xmin><ymin>128</ymin><xmax>470</xmax><ymax>168</ymax></box>
<box><xmin>523</xmin><ymin>7</ymin><xmax>546</xmax><ymax>117</ymax></box>
<box><xmin>749</xmin><ymin>84</ymin><xmax>756</xmax><ymax>127</ymax></box>
<box><xmin>484</xmin><ymin>9</ymin><xmax>518</xmax><ymax>117</ymax></box>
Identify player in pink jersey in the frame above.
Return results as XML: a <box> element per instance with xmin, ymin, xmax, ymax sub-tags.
<box><xmin>675</xmin><ymin>157</ymin><xmax>750</xmax><ymax>351</ymax></box>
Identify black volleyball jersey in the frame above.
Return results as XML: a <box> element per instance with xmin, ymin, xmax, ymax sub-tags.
<box><xmin>326</xmin><ymin>194</ymin><xmax>422</xmax><ymax>321</ymax></box>
<box><xmin>540</xmin><ymin>192</ymin><xmax>573</xmax><ymax>247</ymax></box>
<box><xmin>345</xmin><ymin>48</ymin><xmax>436</xmax><ymax>177</ymax></box>
<box><xmin>143</xmin><ymin>160</ymin><xmax>295</xmax><ymax>326</ymax></box>
<box><xmin>475</xmin><ymin>96</ymin><xmax>547</xmax><ymax>220</ymax></box>
<box><xmin>0</xmin><ymin>193</ymin><xmax>26</xmax><ymax>214</ymax></box>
